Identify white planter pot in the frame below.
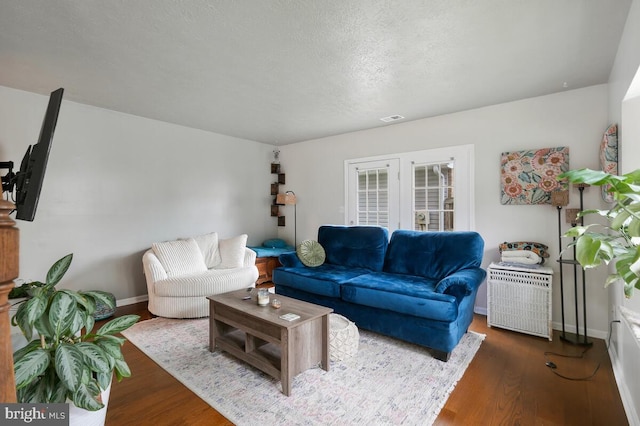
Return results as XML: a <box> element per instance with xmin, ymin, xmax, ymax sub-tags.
<box><xmin>69</xmin><ymin>381</ymin><xmax>112</xmax><ymax>426</ymax></box>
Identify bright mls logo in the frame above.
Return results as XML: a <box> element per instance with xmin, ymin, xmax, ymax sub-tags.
<box><xmin>0</xmin><ymin>404</ymin><xmax>68</xmax><ymax>425</ymax></box>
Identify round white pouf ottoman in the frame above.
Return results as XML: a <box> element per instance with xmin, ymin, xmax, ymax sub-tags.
<box><xmin>329</xmin><ymin>313</ymin><xmax>359</xmax><ymax>361</ymax></box>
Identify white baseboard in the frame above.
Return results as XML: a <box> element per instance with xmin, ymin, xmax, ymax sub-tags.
<box><xmin>550</xmin><ymin>321</ymin><xmax>607</xmax><ymax>340</ymax></box>
<box><xmin>474</xmin><ymin>306</ymin><xmax>487</xmax><ymax>316</ymax></box>
<box><xmin>116</xmin><ymin>294</ymin><xmax>148</xmax><ymax>307</ymax></box>
<box><xmin>610</xmin><ymin>312</ymin><xmax>640</xmax><ymax>426</ymax></box>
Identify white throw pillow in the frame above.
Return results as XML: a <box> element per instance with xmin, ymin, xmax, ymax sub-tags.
<box><xmin>152</xmin><ymin>238</ymin><xmax>208</xmax><ymax>278</ymax></box>
<box><xmin>192</xmin><ymin>232</ymin><xmax>221</xmax><ymax>269</ymax></box>
<box><xmin>218</xmin><ymin>234</ymin><xmax>248</xmax><ymax>269</ymax></box>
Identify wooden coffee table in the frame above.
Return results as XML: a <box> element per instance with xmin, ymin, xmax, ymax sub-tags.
<box><xmin>207</xmin><ymin>289</ymin><xmax>333</xmax><ymax>396</ymax></box>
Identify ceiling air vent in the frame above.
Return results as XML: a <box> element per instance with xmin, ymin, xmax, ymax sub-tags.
<box><xmin>380</xmin><ymin>115</ymin><xmax>405</xmax><ymax>123</ymax></box>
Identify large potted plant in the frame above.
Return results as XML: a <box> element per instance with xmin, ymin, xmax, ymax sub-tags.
<box><xmin>11</xmin><ymin>253</ymin><xmax>139</xmax><ymax>418</ymax></box>
<box><xmin>558</xmin><ymin>168</ymin><xmax>640</xmax><ymax>297</ymax></box>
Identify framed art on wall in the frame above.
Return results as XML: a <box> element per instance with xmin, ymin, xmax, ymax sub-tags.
<box><xmin>599</xmin><ymin>124</ymin><xmax>618</xmax><ymax>203</ymax></box>
<box><xmin>500</xmin><ymin>146</ymin><xmax>570</xmax><ymax>205</ymax></box>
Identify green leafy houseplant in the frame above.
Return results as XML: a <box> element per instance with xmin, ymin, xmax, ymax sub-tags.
<box><xmin>559</xmin><ymin>168</ymin><xmax>640</xmax><ymax>298</ymax></box>
<box><xmin>11</xmin><ymin>253</ymin><xmax>140</xmax><ymax>410</ymax></box>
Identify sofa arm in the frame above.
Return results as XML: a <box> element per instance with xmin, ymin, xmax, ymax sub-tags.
<box><xmin>435</xmin><ymin>268</ymin><xmax>486</xmax><ymax>296</ymax></box>
<box><xmin>279</xmin><ymin>251</ymin><xmax>304</xmax><ymax>268</ymax></box>
<box><xmin>142</xmin><ymin>250</ymin><xmax>168</xmax><ymax>284</ymax></box>
<box><xmin>243</xmin><ymin>247</ymin><xmax>257</xmax><ymax>267</ymax></box>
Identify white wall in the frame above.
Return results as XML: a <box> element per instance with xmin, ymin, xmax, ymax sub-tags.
<box><xmin>0</xmin><ymin>85</ymin><xmax>276</xmax><ymax>302</ymax></box>
<box><xmin>607</xmin><ymin>1</ymin><xmax>640</xmax><ymax>422</ymax></box>
<box><xmin>279</xmin><ymin>84</ymin><xmax>611</xmax><ymax>337</ymax></box>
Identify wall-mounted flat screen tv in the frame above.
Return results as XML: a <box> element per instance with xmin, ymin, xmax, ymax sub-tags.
<box><xmin>13</xmin><ymin>88</ymin><xmax>64</xmax><ymax>221</ymax></box>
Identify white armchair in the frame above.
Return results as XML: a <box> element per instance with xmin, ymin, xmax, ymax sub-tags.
<box><xmin>143</xmin><ymin>232</ymin><xmax>258</xmax><ymax>318</ymax></box>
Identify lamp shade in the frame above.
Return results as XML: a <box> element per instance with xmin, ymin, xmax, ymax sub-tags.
<box><xmin>551</xmin><ymin>190</ymin><xmax>569</xmax><ymax>207</ymax></box>
<box><xmin>565</xmin><ymin>208</ymin><xmax>581</xmax><ymax>225</ymax></box>
<box><xmin>276</xmin><ymin>192</ymin><xmax>297</xmax><ymax>205</ymax></box>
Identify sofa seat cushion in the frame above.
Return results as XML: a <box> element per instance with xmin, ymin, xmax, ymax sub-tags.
<box><xmin>154</xmin><ymin>266</ymin><xmax>257</xmax><ymax>297</ymax></box>
<box><xmin>341</xmin><ymin>272</ymin><xmax>459</xmax><ymax>322</ymax></box>
<box><xmin>273</xmin><ymin>264</ymin><xmax>371</xmax><ymax>298</ymax></box>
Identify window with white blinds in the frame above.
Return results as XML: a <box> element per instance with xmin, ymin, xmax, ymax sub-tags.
<box><xmin>357</xmin><ymin>167</ymin><xmax>390</xmax><ymax>227</ymax></box>
<box><xmin>413</xmin><ymin>162</ymin><xmax>454</xmax><ymax>231</ymax></box>
<box><xmin>346</xmin><ymin>159</ymin><xmax>399</xmax><ymax>229</ymax></box>
<box><xmin>345</xmin><ymin>145</ymin><xmax>474</xmax><ymax>232</ymax></box>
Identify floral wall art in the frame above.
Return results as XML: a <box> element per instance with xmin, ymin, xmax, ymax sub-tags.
<box><xmin>500</xmin><ymin>147</ymin><xmax>570</xmax><ymax>205</ymax></box>
<box><xmin>599</xmin><ymin>124</ymin><xmax>618</xmax><ymax>202</ymax></box>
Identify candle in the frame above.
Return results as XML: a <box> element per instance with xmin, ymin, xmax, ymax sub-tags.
<box><xmin>257</xmin><ymin>289</ymin><xmax>269</xmax><ymax>306</ymax></box>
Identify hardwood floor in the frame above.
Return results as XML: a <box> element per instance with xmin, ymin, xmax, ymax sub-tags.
<box><xmin>104</xmin><ymin>302</ymin><xmax>628</xmax><ymax>426</ymax></box>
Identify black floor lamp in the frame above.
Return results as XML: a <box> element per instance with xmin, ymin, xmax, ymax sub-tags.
<box><xmin>552</xmin><ymin>186</ymin><xmax>593</xmax><ymax>346</ymax></box>
<box><xmin>276</xmin><ymin>191</ymin><xmax>297</xmax><ymax>246</ymax></box>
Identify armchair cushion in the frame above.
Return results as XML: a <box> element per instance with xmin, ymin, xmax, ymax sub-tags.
<box><xmin>218</xmin><ymin>234</ymin><xmax>248</xmax><ymax>269</ymax></box>
<box><xmin>193</xmin><ymin>232</ymin><xmax>221</xmax><ymax>268</ymax></box>
<box><xmin>151</xmin><ymin>238</ymin><xmax>207</xmax><ymax>278</ymax></box>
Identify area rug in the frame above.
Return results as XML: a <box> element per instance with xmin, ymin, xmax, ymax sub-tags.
<box><xmin>122</xmin><ymin>317</ymin><xmax>484</xmax><ymax>425</ymax></box>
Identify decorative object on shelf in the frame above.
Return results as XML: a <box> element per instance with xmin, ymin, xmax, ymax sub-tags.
<box><xmin>498</xmin><ymin>241</ymin><xmax>549</xmax><ymax>265</ymax></box>
<box><xmin>500</xmin><ymin>147</ymin><xmax>570</xmax><ymax>205</ymax></box>
<box><xmin>554</xmin><ymin>183</ymin><xmax>592</xmax><ymax>346</ymax></box>
<box><xmin>599</xmin><ymin>124</ymin><xmax>618</xmax><ymax>202</ymax></box>
<box><xmin>559</xmin><ymin>167</ymin><xmax>640</xmax><ymax>298</ymax></box>
<box><xmin>257</xmin><ymin>288</ymin><xmax>269</xmax><ymax>306</ymax></box>
<box><xmin>276</xmin><ymin>191</ymin><xmax>297</xmax><ymax>244</ymax></box>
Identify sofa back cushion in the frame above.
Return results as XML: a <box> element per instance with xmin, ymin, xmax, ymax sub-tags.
<box><xmin>318</xmin><ymin>225</ymin><xmax>388</xmax><ymax>271</ymax></box>
<box><xmin>384</xmin><ymin>230</ymin><xmax>484</xmax><ymax>280</ymax></box>
<box><xmin>152</xmin><ymin>238</ymin><xmax>208</xmax><ymax>278</ymax></box>
<box><xmin>218</xmin><ymin>234</ymin><xmax>248</xmax><ymax>269</ymax></box>
<box><xmin>192</xmin><ymin>232</ymin><xmax>221</xmax><ymax>269</ymax></box>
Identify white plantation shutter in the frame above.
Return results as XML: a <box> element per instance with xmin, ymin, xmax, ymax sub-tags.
<box><xmin>357</xmin><ymin>167</ymin><xmax>389</xmax><ymax>227</ymax></box>
<box><xmin>413</xmin><ymin>162</ymin><xmax>455</xmax><ymax>231</ymax></box>
<box><xmin>347</xmin><ymin>159</ymin><xmax>399</xmax><ymax>232</ymax></box>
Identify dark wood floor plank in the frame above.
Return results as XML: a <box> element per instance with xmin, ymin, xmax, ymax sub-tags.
<box><xmin>104</xmin><ymin>303</ymin><xmax>629</xmax><ymax>426</ymax></box>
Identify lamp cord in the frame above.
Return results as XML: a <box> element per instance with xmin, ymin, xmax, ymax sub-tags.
<box><xmin>543</xmin><ymin>319</ymin><xmax>620</xmax><ymax>381</ymax></box>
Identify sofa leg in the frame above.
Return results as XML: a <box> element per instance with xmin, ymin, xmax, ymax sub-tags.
<box><xmin>432</xmin><ymin>349</ymin><xmax>451</xmax><ymax>362</ymax></box>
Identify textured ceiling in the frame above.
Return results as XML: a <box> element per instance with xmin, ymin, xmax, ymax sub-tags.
<box><xmin>0</xmin><ymin>1</ymin><xmax>633</xmax><ymax>145</ymax></box>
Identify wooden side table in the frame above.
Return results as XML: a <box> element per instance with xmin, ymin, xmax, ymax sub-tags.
<box><xmin>255</xmin><ymin>256</ymin><xmax>281</xmax><ymax>286</ymax></box>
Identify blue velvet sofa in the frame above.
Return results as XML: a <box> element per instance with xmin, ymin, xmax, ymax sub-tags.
<box><xmin>273</xmin><ymin>225</ymin><xmax>486</xmax><ymax>361</ymax></box>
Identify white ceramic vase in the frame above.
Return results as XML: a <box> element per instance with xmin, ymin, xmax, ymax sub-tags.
<box><xmin>69</xmin><ymin>381</ymin><xmax>112</xmax><ymax>426</ymax></box>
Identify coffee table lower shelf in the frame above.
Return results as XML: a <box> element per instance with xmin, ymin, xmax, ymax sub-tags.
<box><xmin>215</xmin><ymin>329</ymin><xmax>282</xmax><ymax>382</ymax></box>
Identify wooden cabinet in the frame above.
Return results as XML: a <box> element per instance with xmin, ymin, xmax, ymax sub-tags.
<box><xmin>255</xmin><ymin>256</ymin><xmax>281</xmax><ymax>285</ymax></box>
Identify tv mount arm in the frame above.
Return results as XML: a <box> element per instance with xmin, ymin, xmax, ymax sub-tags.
<box><xmin>0</xmin><ymin>161</ymin><xmax>15</xmax><ymax>193</ymax></box>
